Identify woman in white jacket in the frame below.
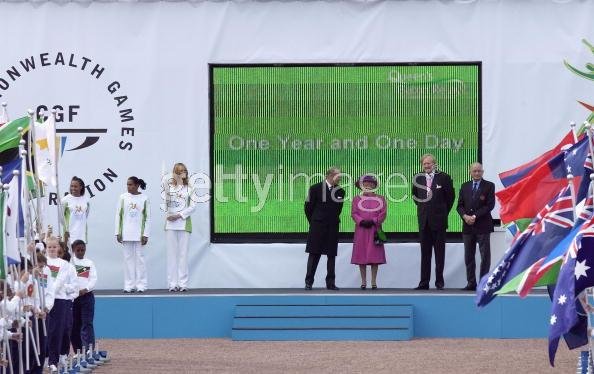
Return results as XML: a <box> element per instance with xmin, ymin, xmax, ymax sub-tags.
<box><xmin>164</xmin><ymin>163</ymin><xmax>196</xmax><ymax>292</ymax></box>
<box><xmin>62</xmin><ymin>176</ymin><xmax>90</xmax><ymax>245</ymax></box>
<box><xmin>115</xmin><ymin>177</ymin><xmax>150</xmax><ymax>293</ymax></box>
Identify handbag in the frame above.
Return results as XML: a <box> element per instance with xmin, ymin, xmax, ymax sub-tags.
<box><xmin>374</xmin><ymin>227</ymin><xmax>387</xmax><ymax>245</ymax></box>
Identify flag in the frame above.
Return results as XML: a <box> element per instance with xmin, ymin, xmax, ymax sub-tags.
<box><xmin>33</xmin><ymin>116</ymin><xmax>57</xmax><ymax>186</ymax></box>
<box><xmin>499</xmin><ymin>130</ymin><xmax>576</xmax><ymax>188</ymax></box>
<box><xmin>548</xmin><ymin>223</ymin><xmax>594</xmax><ymax>366</ymax></box>
<box><xmin>497</xmin><ymin>180</ymin><xmax>594</xmax><ymax>297</ymax></box>
<box><xmin>497</xmin><ymin>136</ymin><xmax>591</xmax><ymax>224</ymax></box>
<box><xmin>476</xmin><ymin>185</ymin><xmax>576</xmax><ymax>307</ymax></box>
<box><xmin>1</xmin><ymin>158</ymin><xmax>24</xmax><ymax>258</ymax></box>
<box><xmin>0</xmin><ymin>117</ymin><xmax>28</xmax><ymax>155</ymax></box>
<box><xmin>75</xmin><ymin>265</ymin><xmax>90</xmax><ymax>278</ymax></box>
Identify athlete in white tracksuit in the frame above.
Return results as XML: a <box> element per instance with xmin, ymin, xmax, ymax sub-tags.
<box><xmin>115</xmin><ymin>177</ymin><xmax>150</xmax><ymax>293</ymax></box>
<box><xmin>164</xmin><ymin>163</ymin><xmax>196</xmax><ymax>292</ymax></box>
<box><xmin>62</xmin><ymin>176</ymin><xmax>90</xmax><ymax>244</ymax></box>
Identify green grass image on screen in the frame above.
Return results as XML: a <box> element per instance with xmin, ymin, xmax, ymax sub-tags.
<box><xmin>211</xmin><ymin>63</ymin><xmax>481</xmax><ymax>238</ymax></box>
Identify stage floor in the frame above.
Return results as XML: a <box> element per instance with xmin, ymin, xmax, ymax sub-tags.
<box><xmin>94</xmin><ymin>288</ymin><xmax>548</xmax><ymax>296</ymax></box>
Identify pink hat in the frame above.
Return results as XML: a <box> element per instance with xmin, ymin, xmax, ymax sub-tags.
<box><xmin>355</xmin><ymin>174</ymin><xmax>378</xmax><ymax>190</ymax></box>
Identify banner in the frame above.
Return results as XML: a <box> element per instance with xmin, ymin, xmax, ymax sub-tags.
<box><xmin>0</xmin><ymin>1</ymin><xmax>592</xmax><ymax>289</ymax></box>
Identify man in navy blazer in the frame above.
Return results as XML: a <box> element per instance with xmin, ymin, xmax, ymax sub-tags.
<box><xmin>456</xmin><ymin>162</ymin><xmax>495</xmax><ymax>291</ymax></box>
<box><xmin>411</xmin><ymin>154</ymin><xmax>455</xmax><ymax>290</ymax></box>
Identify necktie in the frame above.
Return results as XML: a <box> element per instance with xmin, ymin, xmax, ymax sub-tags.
<box><xmin>426</xmin><ymin>174</ymin><xmax>433</xmax><ymax>188</ymax></box>
<box><xmin>472</xmin><ymin>182</ymin><xmax>478</xmax><ymax>195</ymax></box>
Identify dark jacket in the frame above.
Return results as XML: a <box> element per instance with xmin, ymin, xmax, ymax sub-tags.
<box><xmin>411</xmin><ymin>171</ymin><xmax>455</xmax><ymax>231</ymax></box>
<box><xmin>456</xmin><ymin>179</ymin><xmax>495</xmax><ymax>234</ymax></box>
<box><xmin>304</xmin><ymin>181</ymin><xmax>345</xmax><ymax>256</ymax></box>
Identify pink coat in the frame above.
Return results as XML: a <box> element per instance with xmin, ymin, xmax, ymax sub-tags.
<box><xmin>351</xmin><ymin>194</ymin><xmax>387</xmax><ymax>265</ymax></box>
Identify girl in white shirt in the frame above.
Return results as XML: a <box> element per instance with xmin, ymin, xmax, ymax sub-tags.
<box><xmin>164</xmin><ymin>163</ymin><xmax>196</xmax><ymax>292</ymax></box>
<box><xmin>62</xmin><ymin>176</ymin><xmax>90</xmax><ymax>245</ymax></box>
<box><xmin>115</xmin><ymin>177</ymin><xmax>150</xmax><ymax>293</ymax></box>
<box><xmin>46</xmin><ymin>236</ymin><xmax>77</xmax><ymax>373</ymax></box>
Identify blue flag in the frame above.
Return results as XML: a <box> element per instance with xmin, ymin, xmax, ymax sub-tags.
<box><xmin>548</xmin><ymin>222</ymin><xmax>594</xmax><ymax>366</ymax></box>
<box><xmin>477</xmin><ymin>185</ymin><xmax>575</xmax><ymax>306</ymax></box>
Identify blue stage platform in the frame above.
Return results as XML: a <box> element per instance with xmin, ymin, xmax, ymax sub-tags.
<box><xmin>94</xmin><ymin>289</ymin><xmax>551</xmax><ymax>339</ymax></box>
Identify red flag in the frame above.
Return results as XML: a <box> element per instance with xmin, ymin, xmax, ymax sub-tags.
<box><xmin>498</xmin><ymin>130</ymin><xmax>575</xmax><ymax>188</ymax></box>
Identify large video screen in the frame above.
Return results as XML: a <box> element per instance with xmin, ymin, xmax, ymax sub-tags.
<box><xmin>210</xmin><ymin>63</ymin><xmax>481</xmax><ymax>241</ymax></box>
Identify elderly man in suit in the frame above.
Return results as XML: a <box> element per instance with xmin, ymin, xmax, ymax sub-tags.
<box><xmin>304</xmin><ymin>167</ymin><xmax>345</xmax><ymax>291</ymax></box>
<box><xmin>456</xmin><ymin>162</ymin><xmax>495</xmax><ymax>291</ymax></box>
<box><xmin>412</xmin><ymin>154</ymin><xmax>455</xmax><ymax>290</ymax></box>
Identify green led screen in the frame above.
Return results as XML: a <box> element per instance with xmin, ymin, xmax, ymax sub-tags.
<box><xmin>210</xmin><ymin>63</ymin><xmax>481</xmax><ymax>239</ymax></box>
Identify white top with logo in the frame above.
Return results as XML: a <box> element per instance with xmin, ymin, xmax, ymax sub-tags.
<box><xmin>115</xmin><ymin>192</ymin><xmax>151</xmax><ymax>241</ymax></box>
<box><xmin>165</xmin><ymin>185</ymin><xmax>196</xmax><ymax>232</ymax></box>
<box><xmin>61</xmin><ymin>194</ymin><xmax>90</xmax><ymax>243</ymax></box>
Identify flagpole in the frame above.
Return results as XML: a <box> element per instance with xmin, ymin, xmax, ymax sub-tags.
<box><xmin>0</xmin><ymin>178</ymin><xmax>12</xmax><ymax>374</ymax></box>
<box><xmin>571</xmin><ymin>121</ymin><xmax>578</xmax><ymax>143</ymax></box>
<box><xmin>568</xmin><ymin>174</ymin><xmax>577</xmax><ymax>220</ymax></box>
<box><xmin>51</xmin><ymin>109</ymin><xmax>65</xmax><ymax>244</ymax></box>
<box><xmin>583</xmin><ymin>122</ymin><xmax>594</xmax><ymax>366</ymax></box>
<box><xmin>17</xmin><ymin>141</ymin><xmax>31</xmax><ymax>372</ymax></box>
<box><xmin>0</xmin><ymin>168</ymin><xmax>5</xmax><ymax>374</ymax></box>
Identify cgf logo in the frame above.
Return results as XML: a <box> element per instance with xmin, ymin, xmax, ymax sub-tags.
<box><xmin>0</xmin><ymin>52</ymin><xmax>137</xmax><ymax>198</ymax></box>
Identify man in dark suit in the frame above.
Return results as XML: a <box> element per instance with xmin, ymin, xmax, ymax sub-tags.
<box><xmin>304</xmin><ymin>167</ymin><xmax>345</xmax><ymax>291</ymax></box>
<box><xmin>411</xmin><ymin>154</ymin><xmax>455</xmax><ymax>290</ymax></box>
<box><xmin>456</xmin><ymin>162</ymin><xmax>495</xmax><ymax>291</ymax></box>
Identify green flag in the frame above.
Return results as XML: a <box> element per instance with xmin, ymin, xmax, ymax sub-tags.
<box><xmin>0</xmin><ymin>116</ymin><xmax>28</xmax><ymax>154</ymax></box>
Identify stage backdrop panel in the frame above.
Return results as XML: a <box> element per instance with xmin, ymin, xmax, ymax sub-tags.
<box><xmin>211</xmin><ymin>63</ymin><xmax>480</xmax><ymax>240</ymax></box>
<box><xmin>0</xmin><ymin>0</ymin><xmax>592</xmax><ymax>289</ymax></box>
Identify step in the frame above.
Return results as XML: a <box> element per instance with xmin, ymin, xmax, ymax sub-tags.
<box><xmin>232</xmin><ymin>304</ymin><xmax>413</xmax><ymax>341</ymax></box>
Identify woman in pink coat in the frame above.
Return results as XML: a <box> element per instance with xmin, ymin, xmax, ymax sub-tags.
<box><xmin>351</xmin><ymin>174</ymin><xmax>387</xmax><ymax>290</ymax></box>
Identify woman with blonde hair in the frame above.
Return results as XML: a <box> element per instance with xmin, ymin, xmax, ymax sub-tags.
<box><xmin>164</xmin><ymin>163</ymin><xmax>196</xmax><ymax>292</ymax></box>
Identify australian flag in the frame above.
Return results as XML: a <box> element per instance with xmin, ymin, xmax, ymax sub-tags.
<box><xmin>476</xmin><ymin>185</ymin><xmax>575</xmax><ymax>307</ymax></box>
<box><xmin>548</xmin><ymin>219</ymin><xmax>594</xmax><ymax>366</ymax></box>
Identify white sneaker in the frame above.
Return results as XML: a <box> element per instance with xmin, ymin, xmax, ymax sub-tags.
<box><xmin>49</xmin><ymin>364</ymin><xmax>58</xmax><ymax>373</ymax></box>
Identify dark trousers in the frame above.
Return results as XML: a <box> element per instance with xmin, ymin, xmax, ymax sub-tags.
<box><xmin>48</xmin><ymin>299</ymin><xmax>72</xmax><ymax>366</ymax></box>
<box><xmin>8</xmin><ymin>329</ymin><xmax>19</xmax><ymax>374</ymax></box>
<box><xmin>71</xmin><ymin>292</ymin><xmax>95</xmax><ymax>352</ymax></box>
<box><xmin>305</xmin><ymin>253</ymin><xmax>336</xmax><ymax>286</ymax></box>
<box><xmin>463</xmin><ymin>233</ymin><xmax>491</xmax><ymax>287</ymax></box>
<box><xmin>419</xmin><ymin>225</ymin><xmax>446</xmax><ymax>288</ymax></box>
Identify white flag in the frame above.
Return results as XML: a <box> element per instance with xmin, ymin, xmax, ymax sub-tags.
<box><xmin>34</xmin><ymin>116</ymin><xmax>57</xmax><ymax>186</ymax></box>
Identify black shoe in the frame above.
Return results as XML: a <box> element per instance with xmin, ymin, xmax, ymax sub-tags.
<box><xmin>461</xmin><ymin>285</ymin><xmax>476</xmax><ymax>291</ymax></box>
<box><xmin>371</xmin><ymin>284</ymin><xmax>378</xmax><ymax>290</ymax></box>
<box><xmin>435</xmin><ymin>285</ymin><xmax>444</xmax><ymax>290</ymax></box>
<box><xmin>360</xmin><ymin>285</ymin><xmax>367</xmax><ymax>290</ymax></box>
<box><xmin>326</xmin><ymin>285</ymin><xmax>340</xmax><ymax>291</ymax></box>
<box><xmin>414</xmin><ymin>285</ymin><xmax>429</xmax><ymax>290</ymax></box>
<box><xmin>305</xmin><ymin>284</ymin><xmax>313</xmax><ymax>290</ymax></box>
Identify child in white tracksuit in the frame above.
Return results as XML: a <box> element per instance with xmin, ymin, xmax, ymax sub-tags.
<box><xmin>164</xmin><ymin>163</ymin><xmax>196</xmax><ymax>292</ymax></box>
<box><xmin>46</xmin><ymin>237</ymin><xmax>77</xmax><ymax>373</ymax></box>
<box><xmin>115</xmin><ymin>176</ymin><xmax>150</xmax><ymax>293</ymax></box>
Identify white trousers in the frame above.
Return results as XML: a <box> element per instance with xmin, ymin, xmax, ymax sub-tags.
<box><xmin>123</xmin><ymin>241</ymin><xmax>147</xmax><ymax>291</ymax></box>
<box><xmin>166</xmin><ymin>230</ymin><xmax>190</xmax><ymax>288</ymax></box>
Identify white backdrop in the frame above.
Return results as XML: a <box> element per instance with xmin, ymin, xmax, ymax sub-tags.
<box><xmin>0</xmin><ymin>0</ymin><xmax>592</xmax><ymax>289</ymax></box>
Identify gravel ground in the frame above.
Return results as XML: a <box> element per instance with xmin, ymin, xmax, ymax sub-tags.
<box><xmin>89</xmin><ymin>338</ymin><xmax>578</xmax><ymax>373</ymax></box>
